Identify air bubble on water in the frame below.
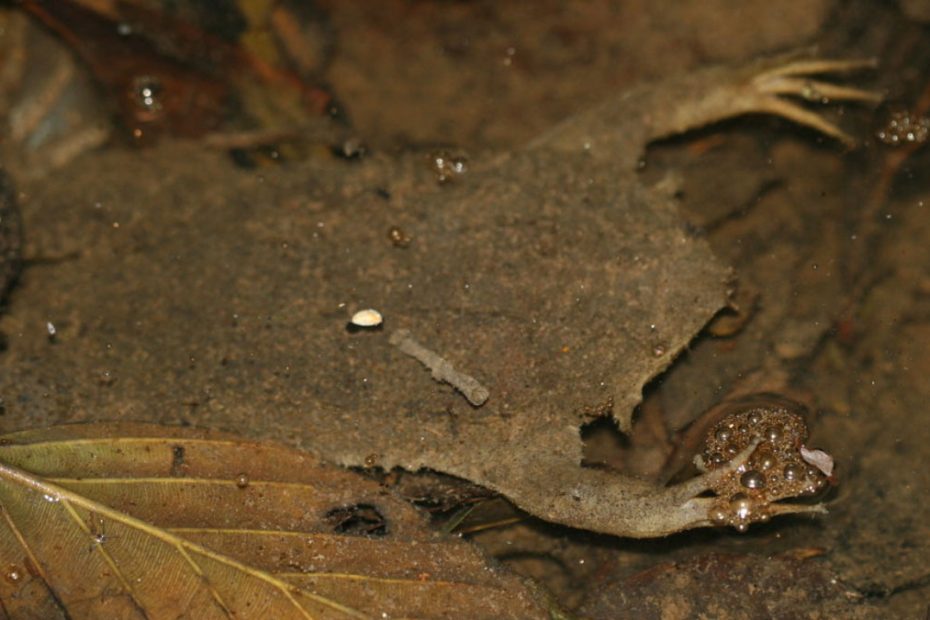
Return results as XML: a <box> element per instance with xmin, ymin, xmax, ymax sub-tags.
<box><xmin>4</xmin><ymin>565</ymin><xmax>21</xmax><ymax>584</ymax></box>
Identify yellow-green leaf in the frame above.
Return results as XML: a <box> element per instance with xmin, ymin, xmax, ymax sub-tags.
<box><xmin>0</xmin><ymin>423</ymin><xmax>549</xmax><ymax>619</ymax></box>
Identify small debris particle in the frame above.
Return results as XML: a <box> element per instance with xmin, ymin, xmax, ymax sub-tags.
<box><xmin>350</xmin><ymin>309</ymin><xmax>383</xmax><ymax>328</ymax></box>
<box><xmin>387</xmin><ymin>226</ymin><xmax>411</xmax><ymax>248</ymax></box>
<box><xmin>332</xmin><ymin>137</ymin><xmax>367</xmax><ymax>159</ymax></box>
<box><xmin>800</xmin><ymin>446</ymin><xmax>835</xmax><ymax>477</ymax></box>
<box><xmin>390</xmin><ymin>329</ymin><xmax>489</xmax><ymax>406</ymax></box>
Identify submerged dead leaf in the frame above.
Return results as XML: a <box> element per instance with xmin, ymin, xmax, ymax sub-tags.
<box><xmin>0</xmin><ymin>423</ymin><xmax>550</xmax><ymax>619</ymax></box>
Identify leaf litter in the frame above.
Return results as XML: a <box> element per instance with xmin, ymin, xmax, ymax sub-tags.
<box><xmin>0</xmin><ymin>423</ymin><xmax>551</xmax><ymax>619</ymax></box>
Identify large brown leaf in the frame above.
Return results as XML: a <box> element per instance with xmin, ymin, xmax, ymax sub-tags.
<box><xmin>0</xmin><ymin>423</ymin><xmax>550</xmax><ymax>619</ymax></box>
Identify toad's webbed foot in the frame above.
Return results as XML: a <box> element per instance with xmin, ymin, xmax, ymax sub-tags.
<box><xmin>672</xmin><ymin>396</ymin><xmax>832</xmax><ymax>533</ymax></box>
<box><xmin>738</xmin><ymin>58</ymin><xmax>881</xmax><ymax>146</ymax></box>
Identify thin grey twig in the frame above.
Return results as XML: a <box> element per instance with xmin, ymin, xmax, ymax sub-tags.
<box><xmin>389</xmin><ymin>329</ymin><xmax>490</xmax><ymax>406</ymax></box>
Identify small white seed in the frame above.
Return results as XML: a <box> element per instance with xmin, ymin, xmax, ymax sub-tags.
<box><xmin>350</xmin><ymin>308</ymin><xmax>383</xmax><ymax>327</ymax></box>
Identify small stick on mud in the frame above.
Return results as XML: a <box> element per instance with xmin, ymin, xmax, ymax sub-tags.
<box><xmin>389</xmin><ymin>329</ymin><xmax>489</xmax><ymax>406</ymax></box>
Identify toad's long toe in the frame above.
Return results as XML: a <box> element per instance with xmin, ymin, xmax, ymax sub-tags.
<box><xmin>706</xmin><ymin>497</ymin><xmax>828</xmax><ymax>533</ymax></box>
<box><xmin>767</xmin><ymin>501</ymin><xmax>828</xmax><ymax>518</ymax></box>
<box><xmin>742</xmin><ymin>58</ymin><xmax>881</xmax><ymax>146</ymax></box>
<box><xmin>758</xmin><ymin>57</ymin><xmax>880</xmax><ymax>81</ymax></box>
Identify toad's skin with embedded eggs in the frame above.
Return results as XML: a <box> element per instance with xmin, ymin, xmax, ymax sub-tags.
<box><xmin>696</xmin><ymin>396</ymin><xmax>831</xmax><ymax>532</ymax></box>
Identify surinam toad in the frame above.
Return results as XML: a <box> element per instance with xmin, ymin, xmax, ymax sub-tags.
<box><xmin>391</xmin><ymin>56</ymin><xmax>876</xmax><ymax>538</ymax></box>
<box><xmin>0</xmin><ymin>54</ymin><xmax>877</xmax><ymax>542</ymax></box>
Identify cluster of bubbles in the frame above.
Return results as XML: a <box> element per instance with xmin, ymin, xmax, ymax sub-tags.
<box><xmin>876</xmin><ymin>108</ymin><xmax>930</xmax><ymax>146</ymax></box>
<box><xmin>696</xmin><ymin>397</ymin><xmax>830</xmax><ymax>532</ymax></box>
<box><xmin>430</xmin><ymin>150</ymin><xmax>468</xmax><ymax>184</ymax></box>
<box><xmin>131</xmin><ymin>75</ymin><xmax>165</xmax><ymax>120</ymax></box>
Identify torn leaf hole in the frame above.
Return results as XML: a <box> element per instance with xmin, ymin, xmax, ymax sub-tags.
<box><xmin>324</xmin><ymin>503</ymin><xmax>388</xmax><ymax>537</ymax></box>
<box><xmin>169</xmin><ymin>444</ymin><xmax>187</xmax><ymax>477</ymax></box>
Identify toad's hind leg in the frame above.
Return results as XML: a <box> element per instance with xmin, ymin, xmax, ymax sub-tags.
<box><xmin>536</xmin><ymin>56</ymin><xmax>881</xmax><ymax>168</ymax></box>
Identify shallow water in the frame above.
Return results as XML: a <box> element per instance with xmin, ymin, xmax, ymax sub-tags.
<box><xmin>1</xmin><ymin>1</ymin><xmax>928</xmax><ymax>617</ymax></box>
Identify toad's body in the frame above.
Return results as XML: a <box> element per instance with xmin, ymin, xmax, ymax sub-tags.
<box><xmin>382</xmin><ymin>56</ymin><xmax>876</xmax><ymax>537</ymax></box>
